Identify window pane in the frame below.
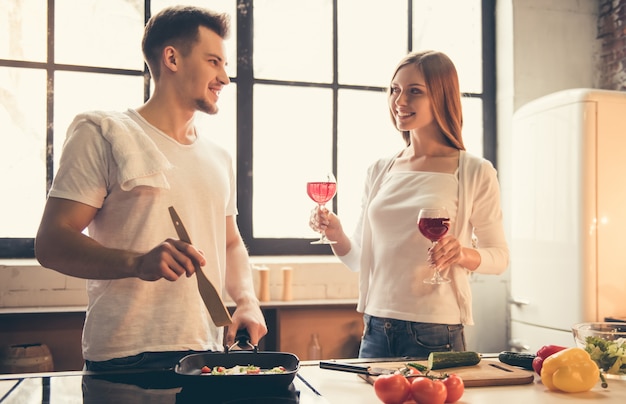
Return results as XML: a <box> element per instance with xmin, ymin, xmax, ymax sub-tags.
<box><xmin>461</xmin><ymin>97</ymin><xmax>483</xmax><ymax>157</ymax></box>
<box><xmin>0</xmin><ymin>0</ymin><xmax>47</xmax><ymax>62</ymax></box>
<box><xmin>253</xmin><ymin>85</ymin><xmax>333</xmax><ymax>238</ymax></box>
<box><xmin>53</xmin><ymin>72</ymin><xmax>144</xmax><ymax>173</ymax></box>
<box><xmin>337</xmin><ymin>89</ymin><xmax>405</xmax><ymax>235</ymax></box>
<box><xmin>151</xmin><ymin>0</ymin><xmax>238</xmax><ymax>78</ymax></box>
<box><xmin>412</xmin><ymin>0</ymin><xmax>482</xmax><ymax>93</ymax></box>
<box><xmin>194</xmin><ymin>83</ymin><xmax>237</xmax><ymax>168</ymax></box>
<box><xmin>338</xmin><ymin>0</ymin><xmax>408</xmax><ymax>87</ymax></box>
<box><xmin>0</xmin><ymin>67</ymin><xmax>47</xmax><ymax>237</ymax></box>
<box><xmin>55</xmin><ymin>0</ymin><xmax>144</xmax><ymax>69</ymax></box>
<box><xmin>254</xmin><ymin>0</ymin><xmax>332</xmax><ymax>83</ymax></box>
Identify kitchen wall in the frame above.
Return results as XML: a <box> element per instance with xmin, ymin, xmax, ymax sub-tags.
<box><xmin>495</xmin><ymin>0</ymin><xmax>604</xmax><ymax>351</ymax></box>
<box><xmin>0</xmin><ymin>0</ymin><xmax>615</xmax><ymax>354</ymax></box>
<box><xmin>0</xmin><ymin>257</ymin><xmax>359</xmax><ymax>309</ymax></box>
<box><xmin>597</xmin><ymin>0</ymin><xmax>626</xmax><ymax>89</ymax></box>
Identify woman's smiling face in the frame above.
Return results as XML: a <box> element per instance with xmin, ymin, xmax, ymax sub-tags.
<box><xmin>388</xmin><ymin>65</ymin><xmax>435</xmax><ymax>132</ymax></box>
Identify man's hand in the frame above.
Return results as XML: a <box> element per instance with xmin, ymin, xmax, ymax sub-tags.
<box><xmin>134</xmin><ymin>238</ymin><xmax>206</xmax><ymax>281</ymax></box>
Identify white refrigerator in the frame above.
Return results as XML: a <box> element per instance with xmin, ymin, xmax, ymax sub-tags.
<box><xmin>509</xmin><ymin>88</ymin><xmax>626</xmax><ymax>353</ymax></box>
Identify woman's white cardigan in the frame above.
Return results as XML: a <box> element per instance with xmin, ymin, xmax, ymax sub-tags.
<box><xmin>338</xmin><ymin>150</ymin><xmax>510</xmax><ymax>325</ymax></box>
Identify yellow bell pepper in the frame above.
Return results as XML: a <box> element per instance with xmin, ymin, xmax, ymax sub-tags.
<box><xmin>540</xmin><ymin>347</ymin><xmax>599</xmax><ymax>393</ymax></box>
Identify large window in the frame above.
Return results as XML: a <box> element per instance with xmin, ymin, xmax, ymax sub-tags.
<box><xmin>0</xmin><ymin>0</ymin><xmax>495</xmax><ymax>258</ymax></box>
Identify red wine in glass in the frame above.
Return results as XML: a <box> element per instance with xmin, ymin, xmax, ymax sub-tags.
<box><xmin>307</xmin><ymin>173</ymin><xmax>337</xmax><ymax>245</ymax></box>
<box><xmin>418</xmin><ymin>217</ymin><xmax>450</xmax><ymax>242</ymax></box>
<box><xmin>306</xmin><ymin>182</ymin><xmax>337</xmax><ymax>205</ymax></box>
<box><xmin>417</xmin><ymin>207</ymin><xmax>451</xmax><ymax>284</ymax></box>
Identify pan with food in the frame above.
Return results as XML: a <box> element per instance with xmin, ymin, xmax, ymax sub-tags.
<box><xmin>174</xmin><ymin>331</ymin><xmax>300</xmax><ymax>389</ymax></box>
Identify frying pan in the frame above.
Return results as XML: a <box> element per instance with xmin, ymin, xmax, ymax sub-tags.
<box><xmin>174</xmin><ymin>331</ymin><xmax>300</xmax><ymax>389</ymax></box>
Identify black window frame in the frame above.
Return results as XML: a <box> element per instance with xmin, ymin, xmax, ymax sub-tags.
<box><xmin>239</xmin><ymin>0</ymin><xmax>497</xmax><ymax>255</ymax></box>
<box><xmin>0</xmin><ymin>0</ymin><xmax>495</xmax><ymax>258</ymax></box>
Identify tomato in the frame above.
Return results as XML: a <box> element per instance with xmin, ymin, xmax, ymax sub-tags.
<box><xmin>442</xmin><ymin>374</ymin><xmax>464</xmax><ymax>403</ymax></box>
<box><xmin>373</xmin><ymin>373</ymin><xmax>411</xmax><ymax>404</ymax></box>
<box><xmin>200</xmin><ymin>365</ymin><xmax>211</xmax><ymax>374</ymax></box>
<box><xmin>409</xmin><ymin>377</ymin><xmax>447</xmax><ymax>404</ymax></box>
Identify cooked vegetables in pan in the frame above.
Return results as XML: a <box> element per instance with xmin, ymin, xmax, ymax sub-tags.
<box><xmin>200</xmin><ymin>364</ymin><xmax>287</xmax><ymax>375</ymax></box>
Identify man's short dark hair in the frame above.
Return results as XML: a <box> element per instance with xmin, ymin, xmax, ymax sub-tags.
<box><xmin>142</xmin><ymin>6</ymin><xmax>230</xmax><ymax>79</ymax></box>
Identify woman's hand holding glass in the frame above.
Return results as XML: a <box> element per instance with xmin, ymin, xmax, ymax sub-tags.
<box><xmin>307</xmin><ymin>173</ymin><xmax>337</xmax><ymax>244</ymax></box>
<box><xmin>427</xmin><ymin>235</ymin><xmax>463</xmax><ymax>272</ymax></box>
<box><xmin>418</xmin><ymin>207</ymin><xmax>452</xmax><ymax>284</ymax></box>
<box><xmin>309</xmin><ymin>205</ymin><xmax>342</xmax><ymax>244</ymax></box>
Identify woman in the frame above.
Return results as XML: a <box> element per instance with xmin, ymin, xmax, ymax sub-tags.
<box><xmin>309</xmin><ymin>50</ymin><xmax>509</xmax><ymax>358</ymax></box>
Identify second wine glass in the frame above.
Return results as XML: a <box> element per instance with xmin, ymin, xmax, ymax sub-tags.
<box><xmin>307</xmin><ymin>173</ymin><xmax>337</xmax><ymax>244</ymax></box>
<box><xmin>417</xmin><ymin>207</ymin><xmax>451</xmax><ymax>284</ymax></box>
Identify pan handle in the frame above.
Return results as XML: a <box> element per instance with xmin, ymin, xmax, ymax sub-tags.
<box><xmin>226</xmin><ymin>329</ymin><xmax>257</xmax><ymax>353</ymax></box>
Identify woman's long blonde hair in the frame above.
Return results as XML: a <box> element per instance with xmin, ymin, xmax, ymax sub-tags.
<box><xmin>389</xmin><ymin>50</ymin><xmax>465</xmax><ymax>150</ymax></box>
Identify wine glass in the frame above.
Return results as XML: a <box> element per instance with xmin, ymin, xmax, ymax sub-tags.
<box><xmin>307</xmin><ymin>173</ymin><xmax>337</xmax><ymax>244</ymax></box>
<box><xmin>417</xmin><ymin>207</ymin><xmax>451</xmax><ymax>284</ymax></box>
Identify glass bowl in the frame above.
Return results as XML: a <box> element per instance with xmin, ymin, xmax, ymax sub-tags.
<box><xmin>572</xmin><ymin>322</ymin><xmax>626</xmax><ymax>380</ymax></box>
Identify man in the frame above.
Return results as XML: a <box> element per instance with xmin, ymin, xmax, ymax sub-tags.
<box><xmin>35</xmin><ymin>5</ymin><xmax>267</xmax><ymax>371</ymax></box>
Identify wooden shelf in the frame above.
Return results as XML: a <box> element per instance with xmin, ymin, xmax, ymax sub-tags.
<box><xmin>275</xmin><ymin>306</ymin><xmax>362</xmax><ymax>360</ymax></box>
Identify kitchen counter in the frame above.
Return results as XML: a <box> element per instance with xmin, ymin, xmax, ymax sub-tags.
<box><xmin>1</xmin><ymin>359</ymin><xmax>625</xmax><ymax>403</ymax></box>
<box><xmin>0</xmin><ymin>300</ymin><xmax>363</xmax><ymax>370</ymax></box>
<box><xmin>299</xmin><ymin>360</ymin><xmax>626</xmax><ymax>403</ymax></box>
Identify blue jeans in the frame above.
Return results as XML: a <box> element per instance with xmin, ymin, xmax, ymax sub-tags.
<box><xmin>84</xmin><ymin>350</ymin><xmax>206</xmax><ymax>371</ymax></box>
<box><xmin>358</xmin><ymin>314</ymin><xmax>466</xmax><ymax>359</ymax></box>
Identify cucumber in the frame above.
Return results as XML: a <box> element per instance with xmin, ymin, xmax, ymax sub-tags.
<box><xmin>427</xmin><ymin>351</ymin><xmax>481</xmax><ymax>370</ymax></box>
<box><xmin>406</xmin><ymin>362</ymin><xmax>428</xmax><ymax>372</ymax></box>
<box><xmin>498</xmin><ymin>351</ymin><xmax>536</xmax><ymax>370</ymax></box>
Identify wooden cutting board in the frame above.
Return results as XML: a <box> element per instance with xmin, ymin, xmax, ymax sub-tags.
<box><xmin>359</xmin><ymin>359</ymin><xmax>535</xmax><ymax>387</ymax></box>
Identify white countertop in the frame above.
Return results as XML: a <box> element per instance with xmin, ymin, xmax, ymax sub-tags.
<box><xmin>297</xmin><ymin>361</ymin><xmax>626</xmax><ymax>403</ymax></box>
<box><xmin>0</xmin><ymin>363</ymin><xmax>623</xmax><ymax>403</ymax></box>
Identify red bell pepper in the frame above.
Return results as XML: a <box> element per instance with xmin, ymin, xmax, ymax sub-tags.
<box><xmin>532</xmin><ymin>344</ymin><xmax>567</xmax><ymax>375</ymax></box>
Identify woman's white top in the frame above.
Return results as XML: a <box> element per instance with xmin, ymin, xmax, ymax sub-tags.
<box><xmin>338</xmin><ymin>150</ymin><xmax>509</xmax><ymax>325</ymax></box>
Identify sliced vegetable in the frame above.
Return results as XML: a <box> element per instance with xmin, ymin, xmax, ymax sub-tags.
<box><xmin>584</xmin><ymin>336</ymin><xmax>626</xmax><ymax>375</ymax></box>
<box><xmin>427</xmin><ymin>351</ymin><xmax>481</xmax><ymax>370</ymax></box>
<box><xmin>199</xmin><ymin>364</ymin><xmax>286</xmax><ymax>376</ymax></box>
<box><xmin>267</xmin><ymin>366</ymin><xmax>287</xmax><ymax>373</ymax></box>
<box><xmin>245</xmin><ymin>366</ymin><xmax>261</xmax><ymax>374</ymax></box>
<box><xmin>498</xmin><ymin>351</ymin><xmax>536</xmax><ymax>370</ymax></box>
<box><xmin>211</xmin><ymin>366</ymin><xmax>227</xmax><ymax>375</ymax></box>
<box><xmin>407</xmin><ymin>362</ymin><xmax>429</xmax><ymax>372</ymax></box>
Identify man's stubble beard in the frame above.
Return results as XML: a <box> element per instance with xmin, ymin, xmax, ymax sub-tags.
<box><xmin>196</xmin><ymin>99</ymin><xmax>219</xmax><ymax>115</ymax></box>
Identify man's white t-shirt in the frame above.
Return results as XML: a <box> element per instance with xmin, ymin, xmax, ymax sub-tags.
<box><xmin>49</xmin><ymin>109</ymin><xmax>235</xmax><ymax>361</ymax></box>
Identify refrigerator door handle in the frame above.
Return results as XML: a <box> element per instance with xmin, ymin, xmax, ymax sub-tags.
<box><xmin>509</xmin><ymin>297</ymin><xmax>530</xmax><ymax>306</ymax></box>
<box><xmin>509</xmin><ymin>339</ymin><xmax>531</xmax><ymax>351</ymax></box>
